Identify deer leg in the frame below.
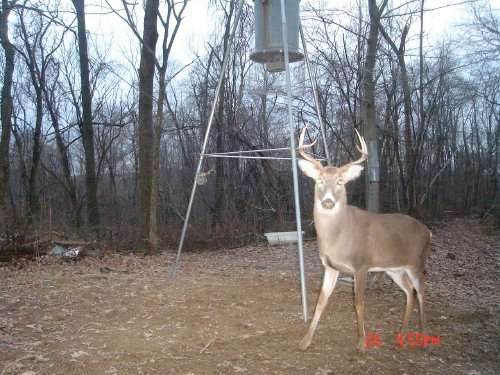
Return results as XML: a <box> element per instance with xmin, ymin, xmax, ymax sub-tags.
<box><xmin>386</xmin><ymin>270</ymin><xmax>415</xmax><ymax>338</ymax></box>
<box><xmin>406</xmin><ymin>268</ymin><xmax>426</xmax><ymax>334</ymax></box>
<box><xmin>353</xmin><ymin>270</ymin><xmax>368</xmax><ymax>353</ymax></box>
<box><xmin>299</xmin><ymin>266</ymin><xmax>339</xmax><ymax>350</ymax></box>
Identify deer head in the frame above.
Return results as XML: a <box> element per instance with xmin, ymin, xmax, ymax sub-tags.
<box><xmin>297</xmin><ymin>127</ymin><xmax>368</xmax><ymax>214</ymax></box>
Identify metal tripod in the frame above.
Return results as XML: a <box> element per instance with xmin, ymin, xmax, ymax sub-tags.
<box><xmin>171</xmin><ymin>0</ymin><xmax>330</xmax><ymax>323</ymax></box>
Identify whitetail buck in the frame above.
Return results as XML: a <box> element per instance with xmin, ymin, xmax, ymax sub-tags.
<box><xmin>297</xmin><ymin>127</ymin><xmax>431</xmax><ymax>352</ymax></box>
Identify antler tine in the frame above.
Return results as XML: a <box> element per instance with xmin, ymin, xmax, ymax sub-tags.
<box><xmin>298</xmin><ymin>126</ymin><xmax>323</xmax><ymax>169</ymax></box>
<box><xmin>353</xmin><ymin>128</ymin><xmax>368</xmax><ymax>165</ymax></box>
<box><xmin>341</xmin><ymin>128</ymin><xmax>368</xmax><ymax>170</ymax></box>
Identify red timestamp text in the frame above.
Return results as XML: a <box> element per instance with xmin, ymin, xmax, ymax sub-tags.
<box><xmin>365</xmin><ymin>333</ymin><xmax>441</xmax><ymax>348</ymax></box>
<box><xmin>396</xmin><ymin>333</ymin><xmax>441</xmax><ymax>347</ymax></box>
<box><xmin>365</xmin><ymin>333</ymin><xmax>382</xmax><ymax>347</ymax></box>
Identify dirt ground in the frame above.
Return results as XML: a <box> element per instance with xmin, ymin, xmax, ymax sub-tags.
<box><xmin>0</xmin><ymin>217</ymin><xmax>498</xmax><ymax>375</ymax></box>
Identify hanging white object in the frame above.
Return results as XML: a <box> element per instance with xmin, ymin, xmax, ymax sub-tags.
<box><xmin>196</xmin><ymin>170</ymin><xmax>214</xmax><ymax>185</ymax></box>
<box><xmin>196</xmin><ymin>173</ymin><xmax>208</xmax><ymax>185</ymax></box>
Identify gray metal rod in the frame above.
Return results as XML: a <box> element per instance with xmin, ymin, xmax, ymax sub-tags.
<box><xmin>171</xmin><ymin>0</ymin><xmax>245</xmax><ymax>279</ymax></box>
<box><xmin>204</xmin><ymin>154</ymin><xmax>291</xmax><ymax>160</ymax></box>
<box><xmin>299</xmin><ymin>20</ymin><xmax>331</xmax><ymax>166</ymax></box>
<box><xmin>205</xmin><ymin>147</ymin><xmax>291</xmax><ymax>155</ymax></box>
<box><xmin>280</xmin><ymin>0</ymin><xmax>308</xmax><ymax>323</ymax></box>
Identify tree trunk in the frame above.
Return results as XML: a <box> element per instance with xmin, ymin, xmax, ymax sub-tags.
<box><xmin>150</xmin><ymin>0</ymin><xmax>188</xmax><ymax>252</ymax></box>
<box><xmin>212</xmin><ymin>82</ymin><xmax>226</xmax><ymax>231</ymax></box>
<box><xmin>363</xmin><ymin>0</ymin><xmax>384</xmax><ymax>213</ymax></box>
<box><xmin>212</xmin><ymin>0</ymin><xmax>234</xmax><ymax>231</ymax></box>
<box><xmin>19</xmin><ymin>8</ymin><xmax>43</xmax><ymax>221</ymax></box>
<box><xmin>0</xmin><ymin>0</ymin><xmax>16</xmax><ymax>228</ymax></box>
<box><xmin>417</xmin><ymin>0</ymin><xmax>426</xmax><ymax>213</ymax></box>
<box><xmin>27</xmin><ymin>85</ymin><xmax>42</xmax><ymax>220</ymax></box>
<box><xmin>399</xmin><ymin>51</ymin><xmax>418</xmax><ymax>217</ymax></box>
<box><xmin>137</xmin><ymin>0</ymin><xmax>159</xmax><ymax>254</ymax></box>
<box><xmin>149</xmin><ymin>67</ymin><xmax>165</xmax><ymax>252</ymax></box>
<box><xmin>72</xmin><ymin>0</ymin><xmax>100</xmax><ymax>228</ymax></box>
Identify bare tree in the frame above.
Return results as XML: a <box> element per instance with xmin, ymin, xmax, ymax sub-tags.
<box><xmin>0</xmin><ymin>0</ymin><xmax>17</xmax><ymax>228</ymax></box>
<box><xmin>43</xmin><ymin>62</ymin><xmax>82</xmax><ymax>227</ymax></box>
<box><xmin>72</xmin><ymin>0</ymin><xmax>100</xmax><ymax>229</ymax></box>
<box><xmin>377</xmin><ymin>2</ymin><xmax>420</xmax><ymax>216</ymax></box>
<box><xmin>136</xmin><ymin>0</ymin><xmax>159</xmax><ymax>253</ymax></box>
<box><xmin>150</xmin><ymin>0</ymin><xmax>188</xmax><ymax>251</ymax></box>
<box><xmin>462</xmin><ymin>0</ymin><xmax>500</xmax><ymax>65</ymax></box>
<box><xmin>14</xmin><ymin>3</ymin><xmax>63</xmax><ymax>221</ymax></box>
<box><xmin>110</xmin><ymin>0</ymin><xmax>188</xmax><ymax>252</ymax></box>
<box><xmin>212</xmin><ymin>0</ymin><xmax>235</xmax><ymax>231</ymax></box>
<box><xmin>362</xmin><ymin>0</ymin><xmax>386</xmax><ymax>213</ymax></box>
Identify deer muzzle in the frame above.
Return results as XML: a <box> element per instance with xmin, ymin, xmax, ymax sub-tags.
<box><xmin>321</xmin><ymin>198</ymin><xmax>335</xmax><ymax>210</ymax></box>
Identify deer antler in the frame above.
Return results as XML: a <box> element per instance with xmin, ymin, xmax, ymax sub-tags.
<box><xmin>341</xmin><ymin>128</ymin><xmax>368</xmax><ymax>170</ymax></box>
<box><xmin>298</xmin><ymin>126</ymin><xmax>323</xmax><ymax>169</ymax></box>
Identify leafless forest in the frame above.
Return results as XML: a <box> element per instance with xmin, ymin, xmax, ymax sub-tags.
<box><xmin>0</xmin><ymin>0</ymin><xmax>499</xmax><ymax>249</ymax></box>
<box><xmin>0</xmin><ymin>1</ymin><xmax>499</xmax><ymax>374</ymax></box>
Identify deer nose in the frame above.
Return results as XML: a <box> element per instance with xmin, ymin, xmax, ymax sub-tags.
<box><xmin>322</xmin><ymin>198</ymin><xmax>335</xmax><ymax>209</ymax></box>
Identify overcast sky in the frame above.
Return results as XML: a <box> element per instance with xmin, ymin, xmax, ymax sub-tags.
<box><xmin>83</xmin><ymin>0</ymin><xmax>499</xmax><ymax>75</ymax></box>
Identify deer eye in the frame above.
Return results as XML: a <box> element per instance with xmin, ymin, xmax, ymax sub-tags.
<box><xmin>316</xmin><ymin>178</ymin><xmax>324</xmax><ymax>185</ymax></box>
<box><xmin>337</xmin><ymin>179</ymin><xmax>343</xmax><ymax>186</ymax></box>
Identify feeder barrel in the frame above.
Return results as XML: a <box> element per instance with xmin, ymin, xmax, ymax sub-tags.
<box><xmin>250</xmin><ymin>0</ymin><xmax>304</xmax><ymax>71</ymax></box>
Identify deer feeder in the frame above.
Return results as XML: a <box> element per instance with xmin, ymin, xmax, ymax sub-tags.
<box><xmin>250</xmin><ymin>0</ymin><xmax>304</xmax><ymax>72</ymax></box>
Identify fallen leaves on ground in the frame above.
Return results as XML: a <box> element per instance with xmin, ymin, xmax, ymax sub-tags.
<box><xmin>0</xmin><ymin>217</ymin><xmax>498</xmax><ymax>374</ymax></box>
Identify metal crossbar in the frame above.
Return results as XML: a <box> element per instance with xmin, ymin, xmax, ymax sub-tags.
<box><xmin>204</xmin><ymin>154</ymin><xmax>291</xmax><ymax>160</ymax></box>
<box><xmin>204</xmin><ymin>146</ymin><xmax>293</xmax><ymax>160</ymax></box>
<box><xmin>205</xmin><ymin>147</ymin><xmax>291</xmax><ymax>155</ymax></box>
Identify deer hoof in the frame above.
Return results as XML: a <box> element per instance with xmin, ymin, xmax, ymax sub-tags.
<box><xmin>358</xmin><ymin>340</ymin><xmax>366</xmax><ymax>353</ymax></box>
<box><xmin>299</xmin><ymin>338</ymin><xmax>311</xmax><ymax>350</ymax></box>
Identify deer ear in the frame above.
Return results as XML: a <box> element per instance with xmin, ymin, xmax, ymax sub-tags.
<box><xmin>298</xmin><ymin>159</ymin><xmax>321</xmax><ymax>180</ymax></box>
<box><xmin>343</xmin><ymin>164</ymin><xmax>364</xmax><ymax>183</ymax></box>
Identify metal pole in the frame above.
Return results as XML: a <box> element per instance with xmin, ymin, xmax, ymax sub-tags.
<box><xmin>171</xmin><ymin>0</ymin><xmax>245</xmax><ymax>279</ymax></box>
<box><xmin>279</xmin><ymin>0</ymin><xmax>308</xmax><ymax>322</ymax></box>
<box><xmin>204</xmin><ymin>154</ymin><xmax>291</xmax><ymax>160</ymax></box>
<box><xmin>299</xmin><ymin>20</ymin><xmax>331</xmax><ymax>166</ymax></box>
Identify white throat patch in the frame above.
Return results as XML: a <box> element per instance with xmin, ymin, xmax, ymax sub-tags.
<box><xmin>315</xmin><ymin>202</ymin><xmax>340</xmax><ymax>216</ymax></box>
